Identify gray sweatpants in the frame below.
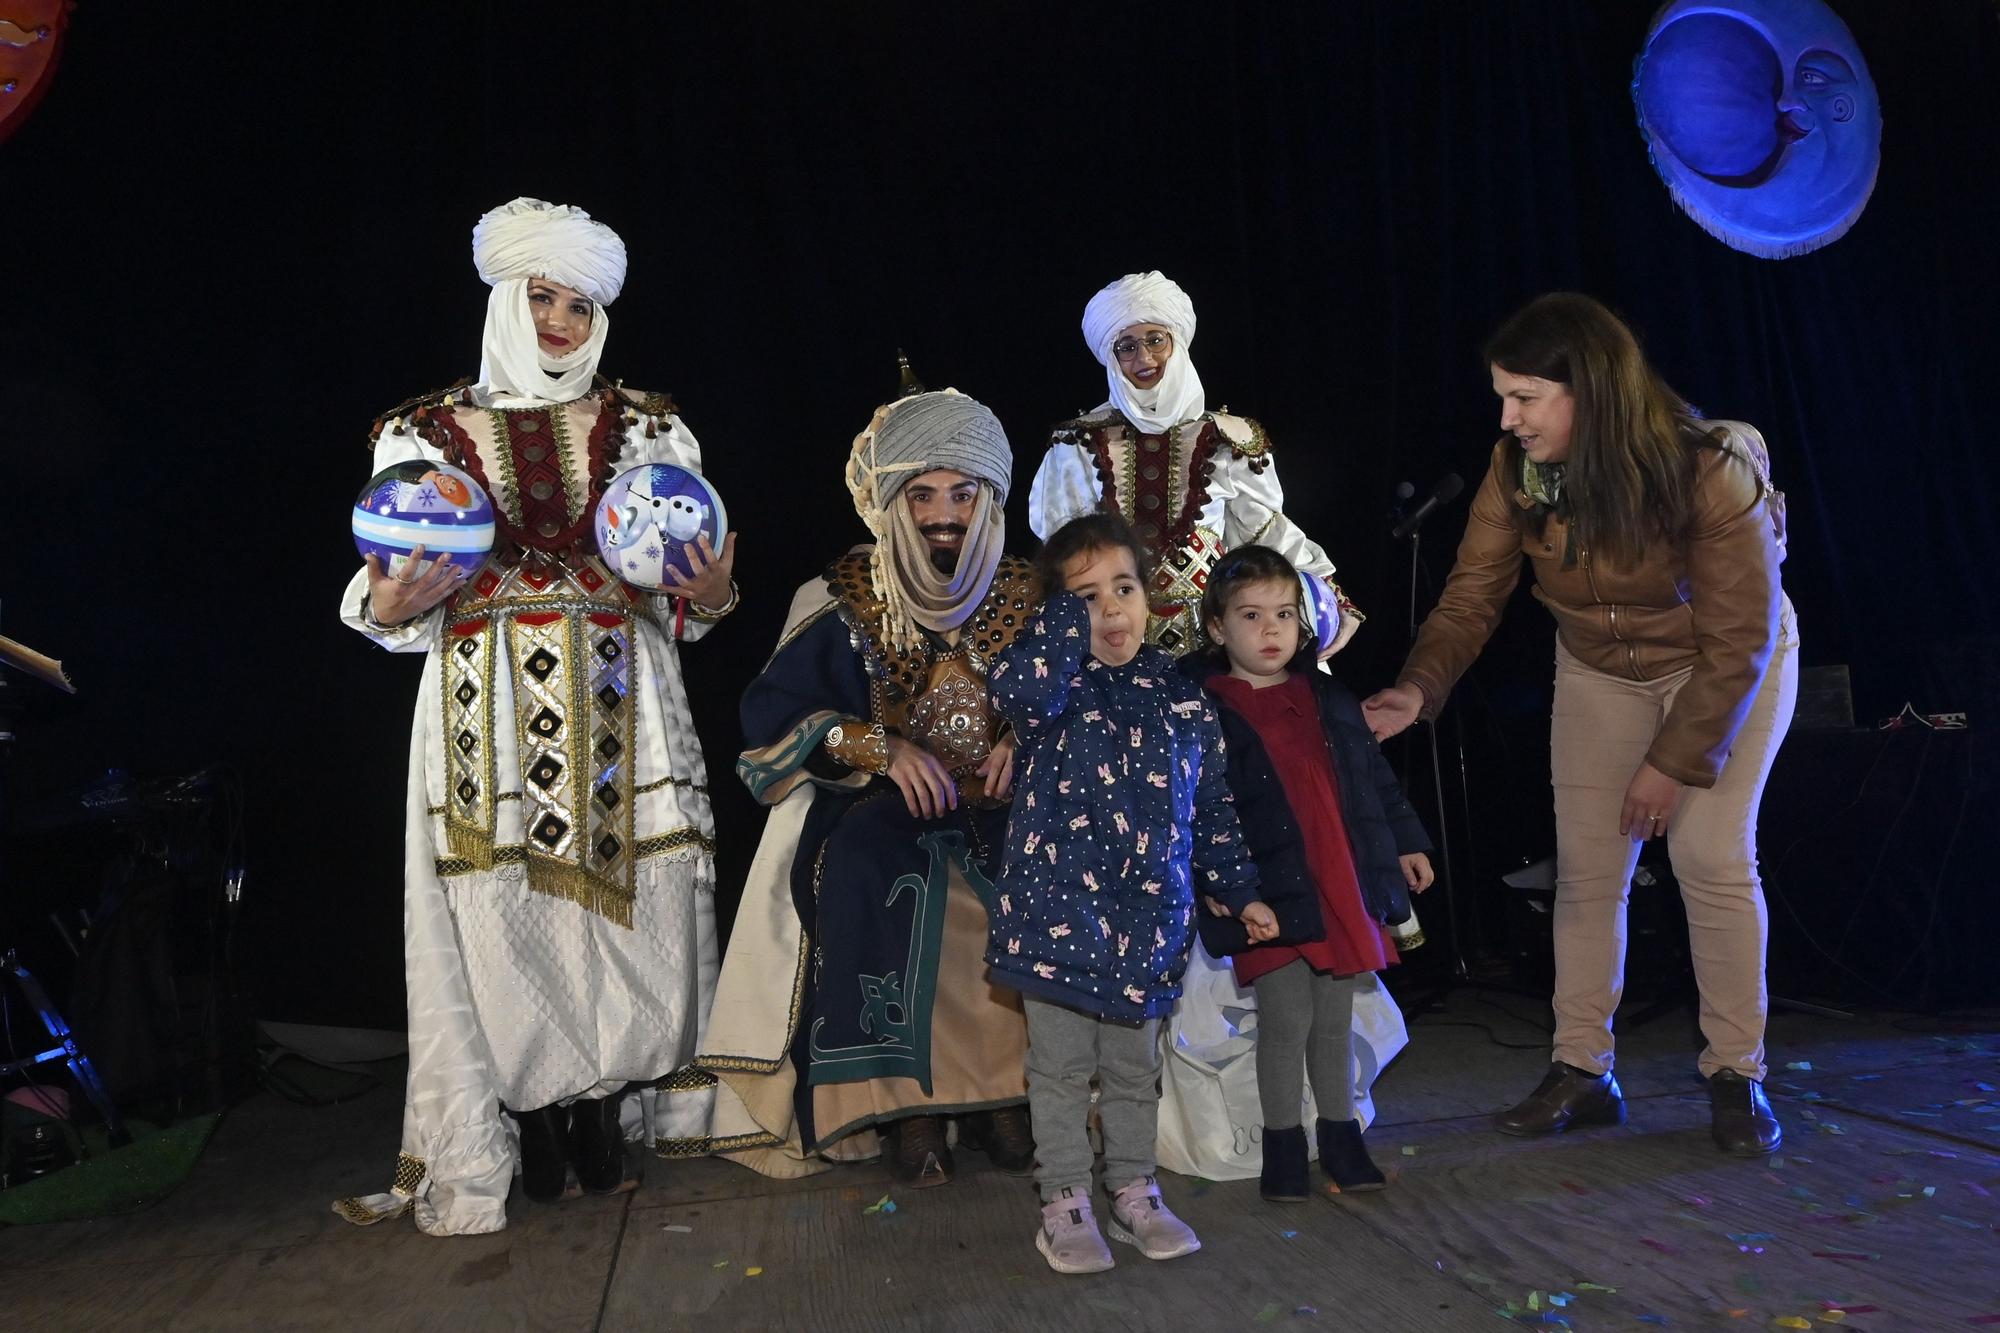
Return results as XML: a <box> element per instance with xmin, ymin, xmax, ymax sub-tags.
<box><xmin>1251</xmin><ymin>960</ymin><xmax>1359</xmax><ymax>1129</ymax></box>
<box><xmin>1024</xmin><ymin>995</ymin><xmax>1160</xmax><ymax>1202</ymax></box>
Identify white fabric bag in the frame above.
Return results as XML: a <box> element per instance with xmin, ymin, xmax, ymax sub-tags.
<box><xmin>1154</xmin><ymin>938</ymin><xmax>1408</xmax><ymax>1180</ymax></box>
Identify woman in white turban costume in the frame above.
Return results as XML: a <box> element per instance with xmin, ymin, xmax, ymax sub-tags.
<box><xmin>1031</xmin><ymin>271</ymin><xmax>1409</xmax><ymax>1183</ymax></box>
<box><xmin>333</xmin><ymin>199</ymin><xmax>737</xmax><ymax>1236</ymax></box>
<box><xmin>1031</xmin><ymin>271</ymin><xmax>1361</xmax><ymax>658</ymax></box>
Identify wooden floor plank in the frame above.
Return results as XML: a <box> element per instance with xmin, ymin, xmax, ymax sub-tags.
<box><xmin>1769</xmin><ymin>1046</ymin><xmax>2000</xmax><ymax>1149</ymax></box>
<box><xmin>8</xmin><ymin>1195</ymin><xmax>628</xmax><ymax>1332</ymax></box>
<box><xmin>2</xmin><ymin>998</ymin><xmax>1995</xmax><ymax>1331</ymax></box>
<box><xmin>1343</xmin><ymin>1091</ymin><xmax>2000</xmax><ymax>1330</ymax></box>
<box><xmin>603</xmin><ymin>1165</ymin><xmax>1499</xmax><ymax>1332</ymax></box>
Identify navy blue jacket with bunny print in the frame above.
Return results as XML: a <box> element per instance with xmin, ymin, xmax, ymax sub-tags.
<box><xmin>984</xmin><ymin>591</ymin><xmax>1261</xmax><ymax>1021</ymax></box>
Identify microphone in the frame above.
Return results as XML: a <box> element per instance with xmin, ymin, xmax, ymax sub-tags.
<box><xmin>1391</xmin><ymin>472</ymin><xmax>1465</xmax><ymax>541</ymax></box>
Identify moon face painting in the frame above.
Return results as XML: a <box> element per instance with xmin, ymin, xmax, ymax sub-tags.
<box><xmin>1633</xmin><ymin>0</ymin><xmax>1882</xmax><ymax>258</ymax></box>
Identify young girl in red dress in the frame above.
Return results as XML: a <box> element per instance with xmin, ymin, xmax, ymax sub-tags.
<box><xmin>1191</xmin><ymin>545</ymin><xmax>1434</xmax><ymax>1201</ymax></box>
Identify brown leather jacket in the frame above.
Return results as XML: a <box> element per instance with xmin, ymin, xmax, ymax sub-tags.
<box><xmin>1399</xmin><ymin>422</ymin><xmax>1784</xmax><ymax>788</ymax></box>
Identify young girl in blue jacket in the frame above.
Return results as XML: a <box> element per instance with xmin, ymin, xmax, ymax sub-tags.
<box><xmin>987</xmin><ymin>513</ymin><xmax>1276</xmax><ymax>1275</ymax></box>
<box><xmin>1191</xmin><ymin>545</ymin><xmax>1434</xmax><ymax>1202</ymax></box>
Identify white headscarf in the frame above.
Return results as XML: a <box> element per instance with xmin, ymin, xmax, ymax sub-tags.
<box><xmin>470</xmin><ymin>198</ymin><xmax>628</xmax><ymax>403</ymax></box>
<box><xmin>1081</xmin><ymin>271</ymin><xmax>1207</xmax><ymax>434</ymax></box>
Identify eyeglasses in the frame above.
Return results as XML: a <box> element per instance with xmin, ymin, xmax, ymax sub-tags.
<box><xmin>1112</xmin><ymin>332</ymin><xmax>1173</xmax><ymax>362</ymax></box>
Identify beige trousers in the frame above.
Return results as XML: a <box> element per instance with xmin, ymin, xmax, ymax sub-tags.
<box><xmin>1548</xmin><ymin>598</ymin><xmax>1797</xmax><ymax>1081</ymax></box>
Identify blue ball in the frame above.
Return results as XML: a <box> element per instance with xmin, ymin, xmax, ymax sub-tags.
<box><xmin>1298</xmin><ymin>570</ymin><xmax>1342</xmax><ymax>651</ymax></box>
<box><xmin>352</xmin><ymin>462</ymin><xmax>495</xmax><ymax>578</ymax></box>
<box><xmin>595</xmin><ymin>463</ymin><xmax>729</xmax><ymax>591</ymax></box>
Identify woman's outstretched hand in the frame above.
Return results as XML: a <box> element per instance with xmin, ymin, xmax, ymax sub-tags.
<box><xmin>1361</xmin><ymin>683</ymin><xmax>1424</xmax><ymax>741</ymax></box>
<box><xmin>364</xmin><ymin>545</ymin><xmax>466</xmax><ymax>626</ymax></box>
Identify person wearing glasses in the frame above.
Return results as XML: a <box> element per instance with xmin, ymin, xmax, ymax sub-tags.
<box><xmin>1028</xmin><ymin>271</ymin><xmax>1361</xmax><ymax>660</ymax></box>
<box><xmin>1028</xmin><ymin>271</ymin><xmax>1405</xmax><ymax>1185</ymax></box>
<box><xmin>1362</xmin><ymin>292</ymin><xmax>1797</xmax><ymax>1157</ymax></box>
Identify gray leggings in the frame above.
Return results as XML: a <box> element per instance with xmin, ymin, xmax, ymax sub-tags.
<box><xmin>1023</xmin><ymin>996</ymin><xmax>1160</xmax><ymax>1202</ymax></box>
<box><xmin>1251</xmin><ymin>961</ymin><xmax>1360</xmax><ymax>1129</ymax></box>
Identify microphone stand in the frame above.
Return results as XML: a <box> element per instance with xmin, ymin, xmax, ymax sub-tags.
<box><xmin>1402</xmin><ymin>526</ymin><xmax>1472</xmax><ymax>983</ymax></box>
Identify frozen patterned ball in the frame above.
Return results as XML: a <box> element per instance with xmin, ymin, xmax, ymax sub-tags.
<box><xmin>594</xmin><ymin>463</ymin><xmax>729</xmax><ymax>591</ymax></box>
<box><xmin>351</xmin><ymin>462</ymin><xmax>495</xmax><ymax>578</ymax></box>
<box><xmin>1298</xmin><ymin>569</ymin><xmax>1342</xmax><ymax>650</ymax></box>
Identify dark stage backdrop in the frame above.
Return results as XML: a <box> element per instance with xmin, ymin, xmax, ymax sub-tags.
<box><xmin>1</xmin><ymin>3</ymin><xmax>1995</xmax><ymax>1028</ymax></box>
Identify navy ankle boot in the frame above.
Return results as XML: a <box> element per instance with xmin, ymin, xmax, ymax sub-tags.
<box><xmin>1316</xmin><ymin>1117</ymin><xmax>1386</xmax><ymax>1193</ymax></box>
<box><xmin>1260</xmin><ymin>1124</ymin><xmax>1310</xmax><ymax>1202</ymax></box>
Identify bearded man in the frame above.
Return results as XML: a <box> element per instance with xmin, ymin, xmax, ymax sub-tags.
<box><xmin>700</xmin><ymin>389</ymin><xmax>1036</xmax><ymax>1187</ymax></box>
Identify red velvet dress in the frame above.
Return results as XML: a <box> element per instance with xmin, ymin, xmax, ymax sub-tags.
<box><xmin>1208</xmin><ymin>673</ymin><xmax>1398</xmax><ymax>986</ymax></box>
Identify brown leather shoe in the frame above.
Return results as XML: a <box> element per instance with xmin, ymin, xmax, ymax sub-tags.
<box><xmin>1494</xmin><ymin>1063</ymin><xmax>1626</xmax><ymax>1137</ymax></box>
<box><xmin>1708</xmin><ymin>1070</ymin><xmax>1783</xmax><ymax>1156</ymax></box>
<box><xmin>886</xmin><ymin>1114</ymin><xmax>954</xmax><ymax>1187</ymax></box>
<box><xmin>960</xmin><ymin>1105</ymin><xmax>1035</xmax><ymax>1176</ymax></box>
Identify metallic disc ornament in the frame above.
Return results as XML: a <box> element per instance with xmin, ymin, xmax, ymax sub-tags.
<box><xmin>1298</xmin><ymin>569</ymin><xmax>1342</xmax><ymax>653</ymax></box>
<box><xmin>352</xmin><ymin>462</ymin><xmax>496</xmax><ymax>578</ymax></box>
<box><xmin>594</xmin><ymin>463</ymin><xmax>729</xmax><ymax>591</ymax></box>
<box><xmin>1633</xmin><ymin>0</ymin><xmax>1881</xmax><ymax>258</ymax></box>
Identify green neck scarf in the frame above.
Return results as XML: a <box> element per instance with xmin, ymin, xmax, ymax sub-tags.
<box><xmin>1522</xmin><ymin>457</ymin><xmax>1581</xmax><ymax>568</ymax></box>
<box><xmin>1521</xmin><ymin>457</ymin><xmax>1566</xmax><ymax>508</ymax></box>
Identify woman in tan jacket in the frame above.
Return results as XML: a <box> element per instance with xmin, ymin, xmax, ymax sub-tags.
<box><xmin>1364</xmin><ymin>293</ymin><xmax>1797</xmax><ymax>1156</ymax></box>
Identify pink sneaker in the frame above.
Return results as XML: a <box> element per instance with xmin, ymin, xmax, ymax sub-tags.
<box><xmin>1036</xmin><ymin>1186</ymin><xmax>1115</xmax><ymax>1275</ymax></box>
<box><xmin>1106</xmin><ymin>1175</ymin><xmax>1201</xmax><ymax>1260</ymax></box>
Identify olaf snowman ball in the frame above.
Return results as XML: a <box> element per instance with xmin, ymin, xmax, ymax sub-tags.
<box><xmin>594</xmin><ymin>463</ymin><xmax>729</xmax><ymax>591</ymax></box>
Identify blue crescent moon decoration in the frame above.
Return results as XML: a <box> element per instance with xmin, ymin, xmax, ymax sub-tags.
<box><xmin>1633</xmin><ymin>0</ymin><xmax>1883</xmax><ymax>259</ymax></box>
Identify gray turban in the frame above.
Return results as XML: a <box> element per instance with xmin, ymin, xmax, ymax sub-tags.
<box><xmin>865</xmin><ymin>390</ymin><xmax>1014</xmax><ymax>506</ymax></box>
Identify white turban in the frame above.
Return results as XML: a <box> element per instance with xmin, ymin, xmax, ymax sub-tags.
<box><xmin>473</xmin><ymin>198</ymin><xmax>627</xmax><ymax>304</ymax></box>
<box><xmin>470</xmin><ymin>198</ymin><xmax>628</xmax><ymax>404</ymax></box>
<box><xmin>1080</xmin><ymin>271</ymin><xmax>1207</xmax><ymax>434</ymax></box>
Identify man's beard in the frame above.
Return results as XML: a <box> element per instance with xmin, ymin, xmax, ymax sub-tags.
<box><xmin>922</xmin><ymin>524</ymin><xmax>966</xmax><ymax>575</ymax></box>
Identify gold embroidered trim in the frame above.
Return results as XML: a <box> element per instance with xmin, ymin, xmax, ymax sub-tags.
<box><xmin>706</xmin><ymin>1130</ymin><xmax>785</xmax><ymax>1154</ymax></box>
<box><xmin>333</xmin><ymin>1195</ymin><xmax>411</xmax><ymax>1225</ymax></box>
<box><xmin>442</xmin><ymin>624</ymin><xmax>499</xmax><ymax>872</ymax></box>
<box><xmin>635</xmin><ymin>774</ymin><xmax>709</xmax><ymax>796</ymax></box>
<box><xmin>654</xmin><ymin>1135</ymin><xmax>713</xmax><ymax>1159</ymax></box>
<box><xmin>434</xmin><ymin>825</ymin><xmax>712</xmax><ymax>878</ymax></box>
<box><xmin>657</xmin><ymin>1067</ymin><xmax>718</xmax><ymax>1092</ymax></box>
<box><xmin>634</xmin><ymin>827</ymin><xmax>716</xmax><ymax>859</ymax></box>
<box><xmin>429</xmin><ymin>792</ymin><xmax>519</xmax><ymax>817</ymax></box>
<box><xmin>505</xmin><ymin>610</ymin><xmax>642</xmax><ymax>928</ymax></box>
<box><xmin>551</xmin><ymin>405</ymin><xmax>584</xmax><ymax>526</ymax></box>
<box><xmin>696</xmin><ymin>903</ymin><xmax>811</xmax><ymax>1076</ymax></box>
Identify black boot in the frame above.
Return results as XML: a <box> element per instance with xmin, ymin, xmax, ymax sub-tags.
<box><xmin>1494</xmin><ymin>1064</ymin><xmax>1626</xmax><ymax>1138</ymax></box>
<box><xmin>1316</xmin><ymin>1118</ymin><xmax>1386</xmax><ymax>1193</ymax></box>
<box><xmin>885</xmin><ymin>1114</ymin><xmax>954</xmax><ymax>1188</ymax></box>
<box><xmin>569</xmin><ymin>1090</ymin><xmax>635</xmax><ymax>1195</ymax></box>
<box><xmin>1260</xmin><ymin>1125</ymin><xmax>1310</xmax><ymax>1202</ymax></box>
<box><xmin>510</xmin><ymin>1104</ymin><xmax>573</xmax><ymax>1203</ymax></box>
<box><xmin>960</xmin><ymin>1105</ymin><xmax>1035</xmax><ymax>1176</ymax></box>
<box><xmin>1708</xmin><ymin>1070</ymin><xmax>1783</xmax><ymax>1156</ymax></box>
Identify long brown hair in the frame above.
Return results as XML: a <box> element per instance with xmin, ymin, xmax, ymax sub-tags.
<box><xmin>1486</xmin><ymin>292</ymin><xmax>1712</xmax><ymax>566</ymax></box>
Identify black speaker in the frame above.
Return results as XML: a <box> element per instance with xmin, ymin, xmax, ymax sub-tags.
<box><xmin>1760</xmin><ymin>724</ymin><xmax>1996</xmax><ymax>1010</ymax></box>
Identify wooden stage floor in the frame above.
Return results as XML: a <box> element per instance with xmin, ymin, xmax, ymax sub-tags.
<box><xmin>3</xmin><ymin>992</ymin><xmax>1996</xmax><ymax>1331</ymax></box>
